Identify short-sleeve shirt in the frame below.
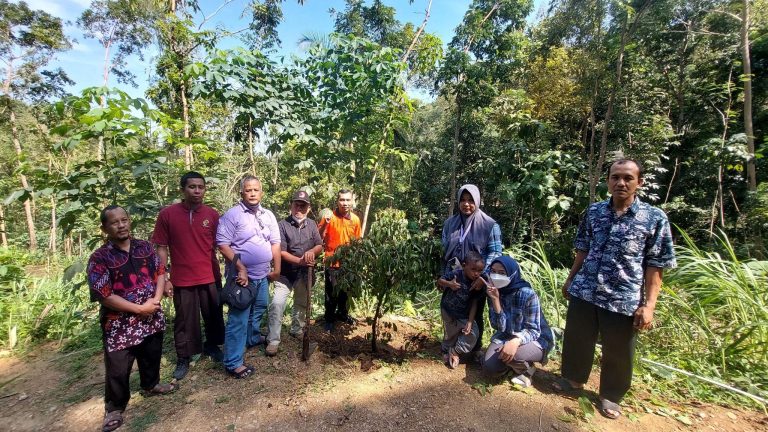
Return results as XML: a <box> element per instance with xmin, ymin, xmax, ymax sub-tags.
<box><xmin>440</xmin><ymin>269</ymin><xmax>482</xmax><ymax>321</ymax></box>
<box><xmin>278</xmin><ymin>216</ymin><xmax>322</xmax><ymax>286</ymax></box>
<box><xmin>318</xmin><ymin>209</ymin><xmax>361</xmax><ymax>267</ymax></box>
<box><xmin>151</xmin><ymin>202</ymin><xmax>220</xmax><ymax>287</ymax></box>
<box><xmin>217</xmin><ymin>201</ymin><xmax>280</xmax><ymax>280</ymax></box>
<box><xmin>86</xmin><ymin>239</ymin><xmax>166</xmax><ymax>352</ymax></box>
<box><xmin>568</xmin><ymin>197</ymin><xmax>677</xmax><ymax>316</ymax></box>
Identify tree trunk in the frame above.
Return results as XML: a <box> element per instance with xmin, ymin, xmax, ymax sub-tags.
<box><xmin>0</xmin><ymin>204</ymin><xmax>7</xmax><ymax>248</ymax></box>
<box><xmin>181</xmin><ymin>81</ymin><xmax>192</xmax><ymax>169</ymax></box>
<box><xmin>448</xmin><ymin>102</ymin><xmax>462</xmax><ymax>218</ymax></box>
<box><xmin>741</xmin><ymin>0</ymin><xmax>755</xmax><ymax>191</ymax></box>
<box><xmin>9</xmin><ymin>108</ymin><xmax>37</xmax><ymax>250</ymax></box>
<box><xmin>588</xmin><ymin>1</ymin><xmax>650</xmax><ymax>202</ymax></box>
<box><xmin>49</xmin><ymin>196</ymin><xmax>57</xmax><ymax>253</ymax></box>
<box><xmin>361</xmin><ymin>161</ymin><xmax>379</xmax><ymax>237</ymax></box>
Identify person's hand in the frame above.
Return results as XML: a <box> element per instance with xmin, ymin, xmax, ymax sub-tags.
<box><xmin>138</xmin><ymin>299</ymin><xmax>161</xmax><ymax>317</ymax></box>
<box><xmin>498</xmin><ymin>338</ymin><xmax>520</xmax><ymax>365</ymax></box>
<box><xmin>633</xmin><ymin>304</ymin><xmax>655</xmax><ymax>330</ymax></box>
<box><xmin>462</xmin><ymin>321</ymin><xmax>472</xmax><ymax>335</ymax></box>
<box><xmin>301</xmin><ymin>251</ymin><xmax>316</xmax><ymax>266</ymax></box>
<box><xmin>164</xmin><ymin>281</ymin><xmax>174</xmax><ymax>298</ymax></box>
<box><xmin>267</xmin><ymin>270</ymin><xmax>280</xmax><ymax>282</ymax></box>
<box><xmin>236</xmin><ymin>267</ymin><xmax>248</xmax><ymax>287</ymax></box>
<box><xmin>486</xmin><ymin>285</ymin><xmax>500</xmax><ymax>302</ymax></box>
<box><xmin>471</xmin><ymin>277</ymin><xmax>486</xmax><ymax>291</ymax></box>
<box><xmin>445</xmin><ymin>276</ymin><xmax>461</xmax><ymax>292</ymax></box>
<box><xmin>561</xmin><ymin>278</ymin><xmax>572</xmax><ymax>300</ymax></box>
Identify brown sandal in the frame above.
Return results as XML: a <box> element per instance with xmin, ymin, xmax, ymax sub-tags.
<box><xmin>102</xmin><ymin>410</ymin><xmax>123</xmax><ymax>432</ymax></box>
<box><xmin>142</xmin><ymin>382</ymin><xmax>178</xmax><ymax>397</ymax></box>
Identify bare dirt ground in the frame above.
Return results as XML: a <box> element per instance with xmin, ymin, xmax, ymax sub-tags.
<box><xmin>1</xmin><ymin>317</ymin><xmax>767</xmax><ymax>432</ymax></box>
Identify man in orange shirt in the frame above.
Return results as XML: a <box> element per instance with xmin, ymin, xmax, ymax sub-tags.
<box><xmin>318</xmin><ymin>189</ymin><xmax>361</xmax><ymax>332</ymax></box>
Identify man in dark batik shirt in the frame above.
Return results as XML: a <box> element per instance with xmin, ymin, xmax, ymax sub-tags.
<box><xmin>553</xmin><ymin>159</ymin><xmax>676</xmax><ymax>420</ymax></box>
<box><xmin>87</xmin><ymin>205</ymin><xmax>176</xmax><ymax>432</ymax></box>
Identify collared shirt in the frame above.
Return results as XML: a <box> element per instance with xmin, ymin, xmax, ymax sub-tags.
<box><xmin>568</xmin><ymin>197</ymin><xmax>677</xmax><ymax>316</ymax></box>
<box><xmin>278</xmin><ymin>216</ymin><xmax>323</xmax><ymax>286</ymax></box>
<box><xmin>318</xmin><ymin>209</ymin><xmax>361</xmax><ymax>266</ymax></box>
<box><xmin>440</xmin><ymin>269</ymin><xmax>483</xmax><ymax>320</ymax></box>
<box><xmin>87</xmin><ymin>239</ymin><xmax>166</xmax><ymax>352</ymax></box>
<box><xmin>488</xmin><ymin>286</ymin><xmax>553</xmax><ymax>353</ymax></box>
<box><xmin>151</xmin><ymin>202</ymin><xmax>220</xmax><ymax>287</ymax></box>
<box><xmin>217</xmin><ymin>201</ymin><xmax>280</xmax><ymax>280</ymax></box>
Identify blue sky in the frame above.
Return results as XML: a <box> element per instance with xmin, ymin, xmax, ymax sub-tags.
<box><xmin>24</xmin><ymin>0</ymin><xmax>548</xmax><ymax>99</ymax></box>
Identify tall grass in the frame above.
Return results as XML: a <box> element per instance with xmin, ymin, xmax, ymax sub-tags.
<box><xmin>0</xmin><ymin>265</ymin><xmax>96</xmax><ymax>352</ymax></box>
<box><xmin>654</xmin><ymin>230</ymin><xmax>767</xmax><ymax>402</ymax></box>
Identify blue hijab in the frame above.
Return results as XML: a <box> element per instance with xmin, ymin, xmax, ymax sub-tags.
<box><xmin>491</xmin><ymin>255</ymin><xmax>531</xmax><ymax>295</ymax></box>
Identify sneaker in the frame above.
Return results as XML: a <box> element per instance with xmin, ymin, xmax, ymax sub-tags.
<box><xmin>265</xmin><ymin>342</ymin><xmax>279</xmax><ymax>357</ymax></box>
<box><xmin>511</xmin><ymin>366</ymin><xmax>536</xmax><ymax>388</ymax></box>
<box><xmin>203</xmin><ymin>345</ymin><xmax>224</xmax><ymax>363</ymax></box>
<box><xmin>288</xmin><ymin>329</ymin><xmax>303</xmax><ymax>339</ymax></box>
<box><xmin>173</xmin><ymin>357</ymin><xmax>190</xmax><ymax>380</ymax></box>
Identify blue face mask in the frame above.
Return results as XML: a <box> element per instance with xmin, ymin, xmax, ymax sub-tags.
<box><xmin>489</xmin><ymin>273</ymin><xmax>511</xmax><ymax>288</ymax></box>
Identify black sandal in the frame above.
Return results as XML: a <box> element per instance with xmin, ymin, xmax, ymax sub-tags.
<box><xmin>227</xmin><ymin>364</ymin><xmax>254</xmax><ymax>379</ymax></box>
<box><xmin>102</xmin><ymin>410</ymin><xmax>123</xmax><ymax>432</ymax></box>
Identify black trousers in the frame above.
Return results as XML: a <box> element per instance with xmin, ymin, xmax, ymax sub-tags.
<box><xmin>173</xmin><ymin>282</ymin><xmax>225</xmax><ymax>358</ymax></box>
<box><xmin>324</xmin><ymin>268</ymin><xmax>349</xmax><ymax>323</ymax></box>
<box><xmin>561</xmin><ymin>296</ymin><xmax>637</xmax><ymax>402</ymax></box>
<box><xmin>104</xmin><ymin>331</ymin><xmax>164</xmax><ymax>413</ymax></box>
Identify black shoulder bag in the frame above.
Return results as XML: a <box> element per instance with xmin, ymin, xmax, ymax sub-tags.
<box><xmin>221</xmin><ymin>254</ymin><xmax>257</xmax><ymax>310</ymax></box>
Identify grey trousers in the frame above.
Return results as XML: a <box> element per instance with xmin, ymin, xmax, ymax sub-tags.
<box><xmin>482</xmin><ymin>339</ymin><xmax>545</xmax><ymax>377</ymax></box>
<box><xmin>267</xmin><ymin>278</ymin><xmax>308</xmax><ymax>344</ymax></box>
<box><xmin>441</xmin><ymin>308</ymin><xmax>479</xmax><ymax>355</ymax></box>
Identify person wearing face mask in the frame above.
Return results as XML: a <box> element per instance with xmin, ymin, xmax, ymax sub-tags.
<box><xmin>482</xmin><ymin>256</ymin><xmax>554</xmax><ymax>388</ymax></box>
<box><xmin>442</xmin><ymin>184</ymin><xmax>503</xmax><ymax>357</ymax></box>
<box><xmin>265</xmin><ymin>190</ymin><xmax>323</xmax><ymax>356</ymax></box>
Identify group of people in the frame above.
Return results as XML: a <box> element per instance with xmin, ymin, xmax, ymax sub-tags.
<box><xmin>88</xmin><ymin>158</ymin><xmax>675</xmax><ymax>431</ymax></box>
<box><xmin>87</xmin><ymin>173</ymin><xmax>362</xmax><ymax>431</ymax></box>
<box><xmin>437</xmin><ymin>159</ymin><xmax>676</xmax><ymax>420</ymax></box>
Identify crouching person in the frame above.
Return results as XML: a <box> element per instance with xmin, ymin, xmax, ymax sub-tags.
<box><xmin>482</xmin><ymin>256</ymin><xmax>553</xmax><ymax>387</ymax></box>
<box><xmin>436</xmin><ymin>251</ymin><xmax>484</xmax><ymax>369</ymax></box>
<box><xmin>87</xmin><ymin>206</ymin><xmax>176</xmax><ymax>432</ymax></box>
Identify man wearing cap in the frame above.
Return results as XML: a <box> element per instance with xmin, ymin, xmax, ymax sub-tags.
<box><xmin>265</xmin><ymin>189</ymin><xmax>323</xmax><ymax>356</ymax></box>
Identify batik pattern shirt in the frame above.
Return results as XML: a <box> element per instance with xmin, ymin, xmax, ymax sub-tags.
<box><xmin>568</xmin><ymin>198</ymin><xmax>677</xmax><ymax>316</ymax></box>
<box><xmin>87</xmin><ymin>239</ymin><xmax>166</xmax><ymax>352</ymax></box>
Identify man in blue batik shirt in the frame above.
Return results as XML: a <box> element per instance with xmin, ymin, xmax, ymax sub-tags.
<box><xmin>553</xmin><ymin>159</ymin><xmax>676</xmax><ymax>420</ymax></box>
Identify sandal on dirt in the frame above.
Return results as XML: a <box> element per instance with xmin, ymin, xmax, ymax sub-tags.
<box><xmin>551</xmin><ymin>377</ymin><xmax>584</xmax><ymax>393</ymax></box>
<box><xmin>227</xmin><ymin>364</ymin><xmax>255</xmax><ymax>379</ymax></box>
<box><xmin>598</xmin><ymin>398</ymin><xmax>622</xmax><ymax>419</ymax></box>
<box><xmin>142</xmin><ymin>382</ymin><xmax>178</xmax><ymax>397</ymax></box>
<box><xmin>102</xmin><ymin>410</ymin><xmax>123</xmax><ymax>432</ymax></box>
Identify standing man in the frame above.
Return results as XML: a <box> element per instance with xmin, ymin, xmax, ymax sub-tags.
<box><xmin>318</xmin><ymin>188</ymin><xmax>362</xmax><ymax>332</ymax></box>
<box><xmin>554</xmin><ymin>159</ymin><xmax>676</xmax><ymax>419</ymax></box>
<box><xmin>217</xmin><ymin>175</ymin><xmax>281</xmax><ymax>378</ymax></box>
<box><xmin>87</xmin><ymin>205</ymin><xmax>176</xmax><ymax>432</ymax></box>
<box><xmin>152</xmin><ymin>171</ymin><xmax>225</xmax><ymax>381</ymax></box>
<box><xmin>265</xmin><ymin>189</ymin><xmax>323</xmax><ymax>356</ymax></box>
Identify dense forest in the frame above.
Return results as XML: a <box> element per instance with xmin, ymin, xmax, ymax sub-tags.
<box><xmin>1</xmin><ymin>0</ymin><xmax>766</xmax><ymax>410</ymax></box>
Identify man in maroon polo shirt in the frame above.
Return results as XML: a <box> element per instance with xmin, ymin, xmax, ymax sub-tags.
<box><xmin>152</xmin><ymin>171</ymin><xmax>225</xmax><ymax>380</ymax></box>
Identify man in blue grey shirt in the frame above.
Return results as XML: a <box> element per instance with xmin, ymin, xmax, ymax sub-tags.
<box><xmin>553</xmin><ymin>159</ymin><xmax>676</xmax><ymax>420</ymax></box>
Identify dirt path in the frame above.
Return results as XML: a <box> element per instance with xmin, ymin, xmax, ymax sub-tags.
<box><xmin>1</xmin><ymin>318</ymin><xmax>766</xmax><ymax>432</ymax></box>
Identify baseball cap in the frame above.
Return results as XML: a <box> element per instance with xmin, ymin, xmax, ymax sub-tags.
<box><xmin>292</xmin><ymin>190</ymin><xmax>311</xmax><ymax>204</ymax></box>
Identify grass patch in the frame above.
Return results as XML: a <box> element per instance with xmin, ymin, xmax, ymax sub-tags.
<box><xmin>127</xmin><ymin>407</ymin><xmax>159</xmax><ymax>432</ymax></box>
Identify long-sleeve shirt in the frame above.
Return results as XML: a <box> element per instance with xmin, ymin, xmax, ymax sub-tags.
<box><xmin>487</xmin><ymin>285</ymin><xmax>553</xmax><ymax>353</ymax></box>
